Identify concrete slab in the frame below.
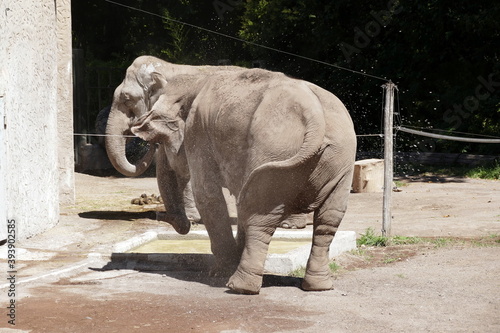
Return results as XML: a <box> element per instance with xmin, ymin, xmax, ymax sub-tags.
<box><xmin>3</xmin><ymin>173</ymin><xmax>499</xmax><ymax>332</ymax></box>
<box><xmin>0</xmin><ymin>247</ymin><xmax>56</xmax><ymax>261</ymax></box>
<box><xmin>109</xmin><ymin>230</ymin><xmax>356</xmax><ymax>275</ymax></box>
<box><xmin>265</xmin><ymin>230</ymin><xmax>356</xmax><ymax>274</ymax></box>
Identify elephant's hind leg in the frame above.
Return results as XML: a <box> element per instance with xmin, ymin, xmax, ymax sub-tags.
<box><xmin>302</xmin><ymin>169</ymin><xmax>353</xmax><ymax>291</ymax></box>
<box><xmin>227</xmin><ymin>213</ymin><xmax>281</xmax><ymax>294</ymax></box>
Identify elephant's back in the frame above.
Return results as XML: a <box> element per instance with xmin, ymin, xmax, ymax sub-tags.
<box><xmin>306</xmin><ymin>83</ymin><xmax>356</xmax><ymax>156</ymax></box>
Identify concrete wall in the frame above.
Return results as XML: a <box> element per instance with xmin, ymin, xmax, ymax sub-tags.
<box><xmin>0</xmin><ymin>0</ymin><xmax>74</xmax><ymax>240</ymax></box>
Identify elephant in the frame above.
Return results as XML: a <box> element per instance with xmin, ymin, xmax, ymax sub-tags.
<box><xmin>126</xmin><ymin>56</ymin><xmax>356</xmax><ymax>294</ymax></box>
<box><xmin>104</xmin><ymin>57</ymin><xmax>232</xmax><ymax>228</ymax></box>
<box><xmin>105</xmin><ymin>56</ymin><xmax>308</xmax><ymax>230</ymax></box>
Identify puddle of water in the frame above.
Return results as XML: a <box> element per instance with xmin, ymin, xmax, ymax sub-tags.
<box><xmin>128</xmin><ymin>239</ymin><xmax>311</xmax><ymax>254</ymax></box>
<box><xmin>269</xmin><ymin>240</ymin><xmax>311</xmax><ymax>254</ymax></box>
<box><xmin>129</xmin><ymin>240</ymin><xmax>210</xmax><ymax>254</ymax></box>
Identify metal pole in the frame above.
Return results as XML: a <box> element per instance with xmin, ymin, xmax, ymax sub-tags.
<box><xmin>382</xmin><ymin>81</ymin><xmax>396</xmax><ymax>237</ymax></box>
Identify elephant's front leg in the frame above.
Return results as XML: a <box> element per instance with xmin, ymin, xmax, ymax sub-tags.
<box><xmin>198</xmin><ymin>190</ymin><xmax>240</xmax><ymax>276</ymax></box>
<box><xmin>226</xmin><ymin>211</ymin><xmax>280</xmax><ymax>294</ymax></box>
<box><xmin>189</xmin><ymin>167</ymin><xmax>239</xmax><ymax>276</ymax></box>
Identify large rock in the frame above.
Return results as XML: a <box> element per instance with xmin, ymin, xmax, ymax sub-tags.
<box><xmin>352</xmin><ymin>159</ymin><xmax>384</xmax><ymax>193</ymax></box>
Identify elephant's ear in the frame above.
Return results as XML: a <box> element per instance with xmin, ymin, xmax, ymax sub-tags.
<box><xmin>163</xmin><ymin>119</ymin><xmax>185</xmax><ymax>155</ymax></box>
<box><xmin>130</xmin><ymin>110</ymin><xmax>157</xmax><ymax>142</ymax></box>
<box><xmin>149</xmin><ymin>72</ymin><xmax>168</xmax><ymax>92</ymax></box>
<box><xmin>131</xmin><ymin>109</ymin><xmax>185</xmax><ymax>155</ymax></box>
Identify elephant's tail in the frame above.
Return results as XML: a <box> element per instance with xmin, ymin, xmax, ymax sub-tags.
<box><xmin>237</xmin><ymin>90</ymin><xmax>326</xmax><ymax>205</ymax></box>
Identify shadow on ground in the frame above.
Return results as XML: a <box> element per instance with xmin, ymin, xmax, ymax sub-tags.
<box><xmin>79</xmin><ymin>210</ymin><xmax>157</xmax><ymax>221</ymax></box>
<box><xmin>79</xmin><ymin>210</ymin><xmax>238</xmax><ymax>226</ymax></box>
<box><xmin>397</xmin><ymin>175</ymin><xmax>468</xmax><ymax>183</ymax></box>
<box><xmin>90</xmin><ymin>255</ymin><xmax>302</xmax><ymax>291</ymax></box>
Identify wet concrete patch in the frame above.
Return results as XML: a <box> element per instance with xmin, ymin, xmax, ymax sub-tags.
<box><xmin>16</xmin><ymin>289</ymin><xmax>320</xmax><ymax>333</ymax></box>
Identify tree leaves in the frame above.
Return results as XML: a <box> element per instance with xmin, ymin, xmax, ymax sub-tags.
<box><xmin>73</xmin><ymin>0</ymin><xmax>499</xmax><ymax>154</ymax></box>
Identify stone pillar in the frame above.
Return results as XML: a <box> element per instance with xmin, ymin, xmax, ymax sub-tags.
<box><xmin>56</xmin><ymin>0</ymin><xmax>75</xmax><ymax>205</ymax></box>
<box><xmin>0</xmin><ymin>0</ymin><xmax>71</xmax><ymax>240</ymax></box>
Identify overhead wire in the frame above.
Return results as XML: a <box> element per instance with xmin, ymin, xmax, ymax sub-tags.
<box><xmin>95</xmin><ymin>1</ymin><xmax>497</xmax><ymax>146</ymax></box>
<box><xmin>74</xmin><ymin>133</ymin><xmax>136</xmax><ymax>138</ymax></box>
<box><xmin>397</xmin><ymin>127</ymin><xmax>500</xmax><ymax>143</ymax></box>
<box><xmin>399</xmin><ymin>125</ymin><xmax>500</xmax><ymax>139</ymax></box>
<box><xmin>103</xmin><ymin>0</ymin><xmax>389</xmax><ymax>82</ymax></box>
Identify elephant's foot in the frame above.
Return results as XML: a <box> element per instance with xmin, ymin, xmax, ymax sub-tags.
<box><xmin>301</xmin><ymin>273</ymin><xmax>334</xmax><ymax>291</ymax></box>
<box><xmin>156</xmin><ymin>211</ymin><xmax>191</xmax><ymax>235</ymax></box>
<box><xmin>226</xmin><ymin>270</ymin><xmax>262</xmax><ymax>295</ymax></box>
<box><xmin>280</xmin><ymin>214</ymin><xmax>307</xmax><ymax>229</ymax></box>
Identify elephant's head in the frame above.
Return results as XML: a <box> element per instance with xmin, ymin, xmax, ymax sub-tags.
<box><xmin>130</xmin><ymin>90</ymin><xmax>186</xmax><ymax>156</ymax></box>
<box><xmin>105</xmin><ymin>60</ymin><xmax>168</xmax><ymax>177</ymax></box>
<box><xmin>129</xmin><ymin>75</ymin><xmax>194</xmax><ymax>235</ymax></box>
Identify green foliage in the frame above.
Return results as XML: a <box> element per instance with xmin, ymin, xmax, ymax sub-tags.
<box><xmin>349</xmin><ymin>248</ymin><xmax>370</xmax><ymax>259</ymax></box>
<box><xmin>391</xmin><ymin>235</ymin><xmax>424</xmax><ymax>245</ymax></box>
<box><xmin>289</xmin><ymin>266</ymin><xmax>306</xmax><ymax>278</ymax></box>
<box><xmin>406</xmin><ymin>160</ymin><xmax>500</xmax><ymax>180</ymax></box>
<box><xmin>357</xmin><ymin>228</ymin><xmax>500</xmax><ymax>248</ymax></box>
<box><xmin>329</xmin><ymin>262</ymin><xmax>341</xmax><ymax>273</ymax></box>
<box><xmin>73</xmin><ymin>0</ymin><xmax>499</xmax><ymax>154</ymax></box>
<box><xmin>393</xmin><ymin>180</ymin><xmax>409</xmax><ymax>188</ymax></box>
<box><xmin>465</xmin><ymin>160</ymin><xmax>500</xmax><ymax>180</ymax></box>
<box><xmin>490</xmin><ymin>234</ymin><xmax>500</xmax><ymax>244</ymax></box>
<box><xmin>72</xmin><ymin>0</ymin><xmax>249</xmax><ymax>67</ymax></box>
<box><xmin>160</xmin><ymin>9</ymin><xmax>190</xmax><ymax>64</ymax></box>
<box><xmin>432</xmin><ymin>237</ymin><xmax>454</xmax><ymax>248</ymax></box>
<box><xmin>382</xmin><ymin>256</ymin><xmax>399</xmax><ymax>264</ymax></box>
<box><xmin>238</xmin><ymin>0</ymin><xmax>500</xmax><ymax>155</ymax></box>
<box><xmin>470</xmin><ymin>234</ymin><xmax>500</xmax><ymax>247</ymax></box>
<box><xmin>289</xmin><ymin>262</ymin><xmax>341</xmax><ymax>278</ymax></box>
<box><xmin>288</xmin><ymin>232</ymin><xmax>499</xmax><ymax>279</ymax></box>
<box><xmin>357</xmin><ymin>228</ymin><xmax>388</xmax><ymax>247</ymax></box>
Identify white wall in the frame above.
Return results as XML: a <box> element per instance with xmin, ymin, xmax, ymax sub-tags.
<box><xmin>0</xmin><ymin>94</ymin><xmax>6</xmax><ymax>241</ymax></box>
<box><xmin>0</xmin><ymin>0</ymin><xmax>74</xmax><ymax>240</ymax></box>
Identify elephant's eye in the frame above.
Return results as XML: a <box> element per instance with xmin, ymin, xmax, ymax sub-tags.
<box><xmin>122</xmin><ymin>91</ymin><xmax>139</xmax><ymax>108</ymax></box>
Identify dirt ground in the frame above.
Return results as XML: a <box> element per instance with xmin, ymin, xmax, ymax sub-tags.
<box><xmin>1</xmin><ymin>173</ymin><xmax>499</xmax><ymax>333</ymax></box>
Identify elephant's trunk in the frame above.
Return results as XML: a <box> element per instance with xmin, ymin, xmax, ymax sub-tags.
<box><xmin>105</xmin><ymin>105</ymin><xmax>156</xmax><ymax>177</ymax></box>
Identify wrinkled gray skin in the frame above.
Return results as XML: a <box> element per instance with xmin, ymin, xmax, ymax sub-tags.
<box><xmin>128</xmin><ymin>56</ymin><xmax>356</xmax><ymax>294</ymax></box>
<box><xmin>105</xmin><ymin>57</ymin><xmax>225</xmax><ymax>231</ymax></box>
<box><xmin>105</xmin><ymin>56</ymin><xmax>306</xmax><ymax>231</ymax></box>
